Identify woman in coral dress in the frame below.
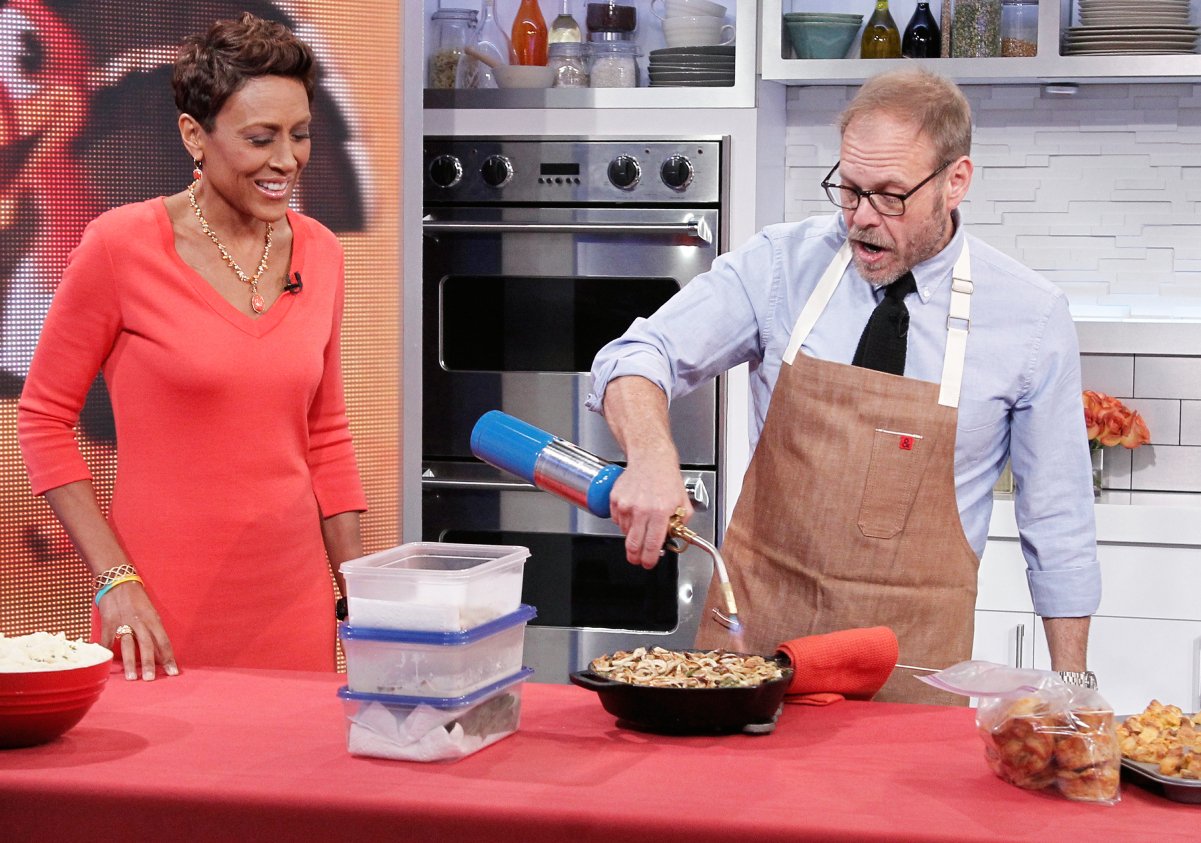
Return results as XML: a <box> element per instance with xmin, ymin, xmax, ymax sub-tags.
<box><xmin>17</xmin><ymin>13</ymin><xmax>365</xmax><ymax>680</ymax></box>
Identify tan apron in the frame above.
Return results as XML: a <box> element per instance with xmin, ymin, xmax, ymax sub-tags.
<box><xmin>697</xmin><ymin>240</ymin><xmax>979</xmax><ymax>705</ymax></box>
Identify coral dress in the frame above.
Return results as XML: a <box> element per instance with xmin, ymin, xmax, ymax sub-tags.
<box><xmin>18</xmin><ymin>199</ymin><xmax>366</xmax><ymax>670</ymax></box>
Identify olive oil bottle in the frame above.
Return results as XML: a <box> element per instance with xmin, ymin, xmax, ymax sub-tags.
<box><xmin>861</xmin><ymin>0</ymin><xmax>902</xmax><ymax>59</ymax></box>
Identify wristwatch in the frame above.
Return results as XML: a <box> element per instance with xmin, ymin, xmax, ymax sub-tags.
<box><xmin>1058</xmin><ymin>670</ymin><xmax>1098</xmax><ymax>689</ymax></box>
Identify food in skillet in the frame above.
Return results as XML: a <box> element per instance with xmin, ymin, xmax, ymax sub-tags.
<box><xmin>589</xmin><ymin>647</ymin><xmax>784</xmax><ymax>689</ymax></box>
<box><xmin>981</xmin><ymin>695</ymin><xmax>1120</xmax><ymax>802</ymax></box>
<box><xmin>1117</xmin><ymin>700</ymin><xmax>1201</xmax><ymax>780</ymax></box>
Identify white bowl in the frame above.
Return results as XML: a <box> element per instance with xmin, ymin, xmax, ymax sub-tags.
<box><xmin>653</xmin><ymin>0</ymin><xmax>727</xmax><ymax>19</ymax></box>
<box><xmin>494</xmin><ymin>65</ymin><xmax>555</xmax><ymax>89</ymax></box>
<box><xmin>662</xmin><ymin>19</ymin><xmax>736</xmax><ymax>47</ymax></box>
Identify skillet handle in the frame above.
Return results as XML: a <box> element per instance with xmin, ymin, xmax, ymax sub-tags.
<box><xmin>568</xmin><ymin>671</ymin><xmax>617</xmax><ymax>692</ymax></box>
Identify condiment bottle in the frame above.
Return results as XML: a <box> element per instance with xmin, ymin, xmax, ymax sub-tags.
<box><xmin>902</xmin><ymin>2</ymin><xmax>942</xmax><ymax>58</ymax></box>
<box><xmin>428</xmin><ymin>8</ymin><xmax>478</xmax><ymax>89</ymax></box>
<box><xmin>549</xmin><ymin>0</ymin><xmax>583</xmax><ymax>44</ymax></box>
<box><xmin>861</xmin><ymin>1</ymin><xmax>901</xmax><ymax>59</ymax></box>
<box><xmin>511</xmin><ymin>0</ymin><xmax>550</xmax><ymax>65</ymax></box>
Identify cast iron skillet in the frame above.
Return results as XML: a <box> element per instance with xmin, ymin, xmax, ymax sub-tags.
<box><xmin>569</xmin><ymin>653</ymin><xmax>794</xmax><ymax>736</ymax></box>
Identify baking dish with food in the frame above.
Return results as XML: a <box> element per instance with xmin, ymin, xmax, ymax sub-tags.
<box><xmin>1120</xmin><ymin>758</ymin><xmax>1201</xmax><ymax>804</ymax></box>
<box><xmin>569</xmin><ymin>652</ymin><xmax>793</xmax><ymax>735</ymax></box>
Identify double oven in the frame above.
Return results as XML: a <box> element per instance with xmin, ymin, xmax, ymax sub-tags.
<box><xmin>421</xmin><ymin>136</ymin><xmax>727</xmax><ymax>680</ymax></box>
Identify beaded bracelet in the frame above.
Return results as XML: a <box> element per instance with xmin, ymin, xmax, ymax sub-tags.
<box><xmin>94</xmin><ymin>564</ymin><xmax>138</xmax><ymax>591</ymax></box>
<box><xmin>95</xmin><ymin>574</ymin><xmax>144</xmax><ymax>605</ymax></box>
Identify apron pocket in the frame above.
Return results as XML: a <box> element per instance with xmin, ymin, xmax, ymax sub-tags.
<box><xmin>858</xmin><ymin>428</ymin><xmax>932</xmax><ymax>539</ymax></box>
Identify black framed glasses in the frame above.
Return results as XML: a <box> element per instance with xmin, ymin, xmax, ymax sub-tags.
<box><xmin>820</xmin><ymin>159</ymin><xmax>951</xmax><ymax>217</ymax></box>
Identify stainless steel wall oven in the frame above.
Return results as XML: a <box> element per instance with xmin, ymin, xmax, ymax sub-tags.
<box><xmin>422</xmin><ymin>136</ymin><xmax>726</xmax><ymax>681</ymax></box>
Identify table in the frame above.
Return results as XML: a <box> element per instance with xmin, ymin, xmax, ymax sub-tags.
<box><xmin>0</xmin><ymin>667</ymin><xmax>1195</xmax><ymax>841</ymax></box>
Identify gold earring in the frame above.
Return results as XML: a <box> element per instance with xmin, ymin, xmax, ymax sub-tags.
<box><xmin>192</xmin><ymin>159</ymin><xmax>203</xmax><ymax>182</ymax></box>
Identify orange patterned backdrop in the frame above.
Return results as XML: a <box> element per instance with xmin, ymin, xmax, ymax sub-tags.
<box><xmin>0</xmin><ymin>0</ymin><xmax>401</xmax><ymax>640</ymax></box>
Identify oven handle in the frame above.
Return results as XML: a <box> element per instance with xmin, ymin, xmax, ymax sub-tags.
<box><xmin>422</xmin><ymin>217</ymin><xmax>713</xmax><ymax>245</ymax></box>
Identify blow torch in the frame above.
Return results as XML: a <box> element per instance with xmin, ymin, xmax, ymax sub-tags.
<box><xmin>469</xmin><ymin>410</ymin><xmax>741</xmax><ymax>632</ymax></box>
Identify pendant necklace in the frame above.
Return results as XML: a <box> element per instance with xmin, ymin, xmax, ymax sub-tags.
<box><xmin>187</xmin><ymin>181</ymin><xmax>273</xmax><ymax>314</ymax></box>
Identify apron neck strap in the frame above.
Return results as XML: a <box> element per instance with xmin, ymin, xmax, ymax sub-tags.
<box><xmin>781</xmin><ymin>238</ymin><xmax>974</xmax><ymax>409</ymax></box>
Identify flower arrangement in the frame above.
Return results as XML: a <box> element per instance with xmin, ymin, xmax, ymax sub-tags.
<box><xmin>1082</xmin><ymin>390</ymin><xmax>1151</xmax><ymax>450</ymax></box>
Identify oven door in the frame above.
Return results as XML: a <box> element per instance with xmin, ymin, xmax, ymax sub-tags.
<box><xmin>422</xmin><ymin>461</ymin><xmax>717</xmax><ymax>682</ymax></box>
<box><xmin>422</xmin><ymin>205</ymin><xmax>719</xmax><ymax>466</ymax></box>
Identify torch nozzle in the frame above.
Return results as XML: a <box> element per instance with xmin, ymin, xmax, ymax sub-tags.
<box><xmin>667</xmin><ymin>509</ymin><xmax>741</xmax><ymax>632</ymax></box>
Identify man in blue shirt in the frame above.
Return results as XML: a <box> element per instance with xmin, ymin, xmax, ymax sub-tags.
<box><xmin>588</xmin><ymin>67</ymin><xmax>1099</xmax><ymax>703</ymax></box>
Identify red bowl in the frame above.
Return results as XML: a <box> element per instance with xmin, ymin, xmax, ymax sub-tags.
<box><xmin>0</xmin><ymin>659</ymin><xmax>112</xmax><ymax>749</ymax></box>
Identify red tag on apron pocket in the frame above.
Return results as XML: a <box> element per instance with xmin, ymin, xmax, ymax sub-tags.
<box><xmin>899</xmin><ymin>435</ymin><xmax>914</xmax><ymax>451</ymax></box>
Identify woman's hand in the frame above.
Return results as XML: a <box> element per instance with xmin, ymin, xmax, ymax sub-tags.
<box><xmin>97</xmin><ymin>582</ymin><xmax>179</xmax><ymax>681</ymax></box>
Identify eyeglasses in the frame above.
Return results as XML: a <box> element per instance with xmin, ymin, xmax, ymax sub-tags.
<box><xmin>820</xmin><ymin>159</ymin><xmax>951</xmax><ymax>217</ymax></box>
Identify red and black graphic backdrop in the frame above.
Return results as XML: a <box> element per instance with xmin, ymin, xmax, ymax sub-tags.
<box><xmin>0</xmin><ymin>0</ymin><xmax>401</xmax><ymax>639</ymax></box>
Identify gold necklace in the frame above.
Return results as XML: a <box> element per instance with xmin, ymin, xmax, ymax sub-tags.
<box><xmin>187</xmin><ymin>181</ymin><xmax>273</xmax><ymax>314</ymax></box>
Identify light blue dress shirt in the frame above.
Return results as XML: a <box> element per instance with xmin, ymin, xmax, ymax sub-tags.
<box><xmin>588</xmin><ymin>211</ymin><xmax>1101</xmax><ymax>618</ymax></box>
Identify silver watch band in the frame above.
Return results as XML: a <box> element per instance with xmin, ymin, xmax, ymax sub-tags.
<box><xmin>1058</xmin><ymin>670</ymin><xmax>1098</xmax><ymax>689</ymax></box>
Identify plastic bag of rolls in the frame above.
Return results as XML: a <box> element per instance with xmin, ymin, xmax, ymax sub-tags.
<box><xmin>920</xmin><ymin>661</ymin><xmax>1120</xmax><ymax>804</ymax></box>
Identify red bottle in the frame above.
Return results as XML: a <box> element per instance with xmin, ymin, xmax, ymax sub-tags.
<box><xmin>510</xmin><ymin>0</ymin><xmax>549</xmax><ymax>65</ymax></box>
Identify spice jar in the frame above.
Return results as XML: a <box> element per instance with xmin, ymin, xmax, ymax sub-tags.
<box><xmin>951</xmin><ymin>0</ymin><xmax>1002</xmax><ymax>58</ymax></box>
<box><xmin>1001</xmin><ymin>0</ymin><xmax>1038</xmax><ymax>57</ymax></box>
<box><xmin>548</xmin><ymin>42</ymin><xmax>589</xmax><ymax>88</ymax></box>
<box><xmin>428</xmin><ymin>8</ymin><xmax>478</xmax><ymax>89</ymax></box>
<box><xmin>588</xmin><ymin>41</ymin><xmax>641</xmax><ymax>88</ymax></box>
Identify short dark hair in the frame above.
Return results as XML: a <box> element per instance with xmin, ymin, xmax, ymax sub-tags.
<box><xmin>172</xmin><ymin>12</ymin><xmax>316</xmax><ymax>132</ymax></box>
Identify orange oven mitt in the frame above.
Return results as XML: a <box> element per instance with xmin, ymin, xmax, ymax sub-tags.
<box><xmin>775</xmin><ymin>627</ymin><xmax>899</xmax><ymax>706</ymax></box>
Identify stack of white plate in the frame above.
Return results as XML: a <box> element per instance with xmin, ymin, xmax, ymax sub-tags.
<box><xmin>647</xmin><ymin>45</ymin><xmax>735</xmax><ymax>88</ymax></box>
<box><xmin>1064</xmin><ymin>0</ymin><xmax>1197</xmax><ymax>55</ymax></box>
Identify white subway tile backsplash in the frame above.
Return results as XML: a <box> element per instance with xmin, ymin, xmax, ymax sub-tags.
<box><xmin>1181</xmin><ymin>401</ymin><xmax>1201</xmax><ymax>446</ymax></box>
<box><xmin>1132</xmin><ymin>445</ymin><xmax>1201</xmax><ymax>493</ymax></box>
<box><xmin>1125</xmin><ymin>399</ymin><xmax>1180</xmax><ymax>446</ymax></box>
<box><xmin>1081</xmin><ymin>354</ymin><xmax>1135</xmax><ymax>396</ymax></box>
<box><xmin>1135</xmin><ymin>357</ymin><xmax>1201</xmax><ymax>400</ymax></box>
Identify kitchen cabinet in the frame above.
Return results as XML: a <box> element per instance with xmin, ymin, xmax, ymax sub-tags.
<box><xmin>972</xmin><ymin>609</ymin><xmax>1037</xmax><ymax>669</ymax></box>
<box><xmin>419</xmin><ymin>0</ymin><xmax>757</xmax><ymax>109</ymax></box>
<box><xmin>763</xmin><ymin>0</ymin><xmax>1201</xmax><ymax>85</ymax></box>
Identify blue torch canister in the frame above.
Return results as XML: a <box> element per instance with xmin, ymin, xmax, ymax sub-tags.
<box><xmin>469</xmin><ymin>410</ymin><xmax>624</xmax><ymax>519</ymax></box>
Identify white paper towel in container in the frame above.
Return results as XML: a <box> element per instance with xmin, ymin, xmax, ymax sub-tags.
<box><xmin>339</xmin><ymin>668</ymin><xmax>530</xmax><ymax>762</ymax></box>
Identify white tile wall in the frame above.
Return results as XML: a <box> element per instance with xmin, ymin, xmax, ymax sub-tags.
<box><xmin>784</xmin><ymin>85</ymin><xmax>1201</xmax><ymax>494</ymax></box>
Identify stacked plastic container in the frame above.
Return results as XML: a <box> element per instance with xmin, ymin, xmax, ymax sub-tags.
<box><xmin>336</xmin><ymin>542</ymin><xmax>534</xmax><ymax>762</ymax></box>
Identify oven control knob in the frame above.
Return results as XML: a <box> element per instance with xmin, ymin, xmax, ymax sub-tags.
<box><xmin>428</xmin><ymin>154</ymin><xmax>463</xmax><ymax>189</ymax></box>
<box><xmin>481</xmin><ymin>155</ymin><xmax>513</xmax><ymax>188</ymax></box>
<box><xmin>660</xmin><ymin>155</ymin><xmax>694</xmax><ymax>191</ymax></box>
<box><xmin>607</xmin><ymin>155</ymin><xmax>641</xmax><ymax>190</ymax></box>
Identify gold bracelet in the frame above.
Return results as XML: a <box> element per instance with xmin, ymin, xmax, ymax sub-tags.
<box><xmin>94</xmin><ymin>564</ymin><xmax>138</xmax><ymax>591</ymax></box>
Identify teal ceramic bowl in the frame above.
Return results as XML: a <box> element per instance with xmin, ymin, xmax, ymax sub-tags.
<box><xmin>786</xmin><ymin>20</ymin><xmax>862</xmax><ymax>60</ymax></box>
<box><xmin>783</xmin><ymin>13</ymin><xmax>864</xmax><ymax>24</ymax></box>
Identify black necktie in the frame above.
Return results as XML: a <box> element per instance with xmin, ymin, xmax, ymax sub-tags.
<box><xmin>851</xmin><ymin>272</ymin><xmax>917</xmax><ymax>376</ymax></box>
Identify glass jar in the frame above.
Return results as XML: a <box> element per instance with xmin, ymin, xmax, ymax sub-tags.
<box><xmin>1001</xmin><ymin>0</ymin><xmax>1038</xmax><ymax>57</ymax></box>
<box><xmin>588</xmin><ymin>41</ymin><xmax>640</xmax><ymax>88</ymax></box>
<box><xmin>428</xmin><ymin>8</ymin><xmax>478</xmax><ymax>89</ymax></box>
<box><xmin>548</xmin><ymin>42</ymin><xmax>589</xmax><ymax>88</ymax></box>
<box><xmin>951</xmin><ymin>0</ymin><xmax>1002</xmax><ymax>58</ymax></box>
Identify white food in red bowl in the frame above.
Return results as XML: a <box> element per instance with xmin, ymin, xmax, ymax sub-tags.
<box><xmin>0</xmin><ymin>632</ymin><xmax>113</xmax><ymax>749</ymax></box>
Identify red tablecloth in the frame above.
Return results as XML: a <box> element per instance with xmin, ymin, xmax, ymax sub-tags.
<box><xmin>0</xmin><ymin>667</ymin><xmax>1195</xmax><ymax>841</ymax></box>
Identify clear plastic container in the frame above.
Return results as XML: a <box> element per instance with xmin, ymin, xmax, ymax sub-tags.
<box><xmin>340</xmin><ymin>542</ymin><xmax>530</xmax><ymax>632</ymax></box>
<box><xmin>428</xmin><ymin>8</ymin><xmax>478</xmax><ymax>89</ymax></box>
<box><xmin>1001</xmin><ymin>0</ymin><xmax>1037</xmax><ymax>57</ymax></box>
<box><xmin>339</xmin><ymin>668</ymin><xmax>532</xmax><ymax>762</ymax></box>
<box><xmin>588</xmin><ymin>41</ymin><xmax>641</xmax><ymax>88</ymax></box>
<box><xmin>951</xmin><ymin>0</ymin><xmax>1002</xmax><ymax>58</ymax></box>
<box><xmin>340</xmin><ymin>604</ymin><xmax>536</xmax><ymax>697</ymax></box>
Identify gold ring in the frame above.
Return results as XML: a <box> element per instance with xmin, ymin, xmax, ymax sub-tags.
<box><xmin>114</xmin><ymin>624</ymin><xmax>134</xmax><ymax>638</ymax></box>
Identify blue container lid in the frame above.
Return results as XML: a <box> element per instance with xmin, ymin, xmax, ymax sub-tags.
<box><xmin>338</xmin><ymin>604</ymin><xmax>536</xmax><ymax>645</ymax></box>
<box><xmin>337</xmin><ymin>667</ymin><xmax>534</xmax><ymax>709</ymax></box>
